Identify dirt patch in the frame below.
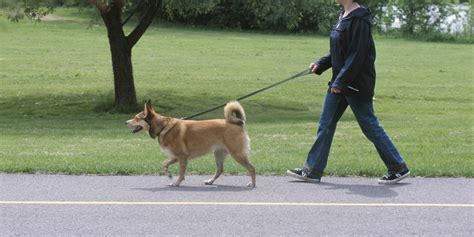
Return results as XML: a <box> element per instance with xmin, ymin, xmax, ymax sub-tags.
<box><xmin>40</xmin><ymin>15</ymin><xmax>83</xmax><ymax>23</ymax></box>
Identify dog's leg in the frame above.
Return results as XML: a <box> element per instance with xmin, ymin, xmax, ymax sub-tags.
<box><xmin>170</xmin><ymin>158</ymin><xmax>187</xmax><ymax>187</ymax></box>
<box><xmin>204</xmin><ymin>149</ymin><xmax>228</xmax><ymax>185</ymax></box>
<box><xmin>231</xmin><ymin>154</ymin><xmax>256</xmax><ymax>188</ymax></box>
<box><xmin>162</xmin><ymin>157</ymin><xmax>178</xmax><ymax>179</ymax></box>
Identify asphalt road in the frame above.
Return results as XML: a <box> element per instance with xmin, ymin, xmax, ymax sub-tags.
<box><xmin>1</xmin><ymin>174</ymin><xmax>473</xmax><ymax>236</ymax></box>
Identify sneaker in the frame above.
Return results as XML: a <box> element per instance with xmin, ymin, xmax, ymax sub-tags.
<box><xmin>286</xmin><ymin>168</ymin><xmax>321</xmax><ymax>183</ymax></box>
<box><xmin>377</xmin><ymin>169</ymin><xmax>410</xmax><ymax>184</ymax></box>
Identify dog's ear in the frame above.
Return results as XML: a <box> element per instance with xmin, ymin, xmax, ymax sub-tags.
<box><xmin>143</xmin><ymin>101</ymin><xmax>149</xmax><ymax>116</ymax></box>
<box><xmin>145</xmin><ymin>99</ymin><xmax>155</xmax><ymax>116</ymax></box>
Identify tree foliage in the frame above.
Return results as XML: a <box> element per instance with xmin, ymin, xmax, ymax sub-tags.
<box><xmin>383</xmin><ymin>0</ymin><xmax>450</xmax><ymax>35</ymax></box>
<box><xmin>154</xmin><ymin>0</ymin><xmax>340</xmax><ymax>33</ymax></box>
<box><xmin>1</xmin><ymin>0</ymin><xmax>56</xmax><ymax>21</ymax></box>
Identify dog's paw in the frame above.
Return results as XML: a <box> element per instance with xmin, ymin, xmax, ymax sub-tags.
<box><xmin>169</xmin><ymin>182</ymin><xmax>180</xmax><ymax>187</ymax></box>
<box><xmin>204</xmin><ymin>179</ymin><xmax>214</xmax><ymax>185</ymax></box>
<box><xmin>247</xmin><ymin>182</ymin><xmax>256</xmax><ymax>188</ymax></box>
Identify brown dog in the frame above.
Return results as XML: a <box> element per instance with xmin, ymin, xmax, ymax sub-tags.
<box><xmin>126</xmin><ymin>100</ymin><xmax>256</xmax><ymax>187</ymax></box>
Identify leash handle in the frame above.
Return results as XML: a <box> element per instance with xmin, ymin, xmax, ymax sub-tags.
<box><xmin>182</xmin><ymin>68</ymin><xmax>311</xmax><ymax>120</ymax></box>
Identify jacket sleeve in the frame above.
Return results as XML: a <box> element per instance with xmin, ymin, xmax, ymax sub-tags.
<box><xmin>314</xmin><ymin>53</ymin><xmax>332</xmax><ymax>75</ymax></box>
<box><xmin>332</xmin><ymin>18</ymin><xmax>371</xmax><ymax>89</ymax></box>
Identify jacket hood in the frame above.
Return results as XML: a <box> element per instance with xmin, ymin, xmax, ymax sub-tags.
<box><xmin>343</xmin><ymin>7</ymin><xmax>373</xmax><ymax>25</ymax></box>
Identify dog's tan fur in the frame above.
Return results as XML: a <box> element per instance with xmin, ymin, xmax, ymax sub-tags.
<box><xmin>126</xmin><ymin>100</ymin><xmax>255</xmax><ymax>187</ymax></box>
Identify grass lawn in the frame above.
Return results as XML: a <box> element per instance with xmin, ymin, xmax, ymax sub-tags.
<box><xmin>0</xmin><ymin>9</ymin><xmax>472</xmax><ymax>177</ymax></box>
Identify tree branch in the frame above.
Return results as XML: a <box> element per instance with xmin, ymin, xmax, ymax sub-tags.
<box><xmin>127</xmin><ymin>0</ymin><xmax>160</xmax><ymax>48</ymax></box>
<box><xmin>89</xmin><ymin>0</ymin><xmax>109</xmax><ymax>13</ymax></box>
<box><xmin>90</xmin><ymin>0</ymin><xmax>125</xmax><ymax>14</ymax></box>
<box><xmin>122</xmin><ymin>0</ymin><xmax>144</xmax><ymax>26</ymax></box>
<box><xmin>121</xmin><ymin>10</ymin><xmax>136</xmax><ymax>26</ymax></box>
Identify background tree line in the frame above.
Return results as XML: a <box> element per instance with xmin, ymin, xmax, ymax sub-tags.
<box><xmin>155</xmin><ymin>0</ymin><xmax>472</xmax><ymax>37</ymax></box>
<box><xmin>158</xmin><ymin>0</ymin><xmax>470</xmax><ymax>35</ymax></box>
<box><xmin>3</xmin><ymin>0</ymin><xmax>472</xmax><ymax>37</ymax></box>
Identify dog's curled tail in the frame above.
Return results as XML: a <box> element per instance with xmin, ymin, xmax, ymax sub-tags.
<box><xmin>224</xmin><ymin>101</ymin><xmax>246</xmax><ymax>126</ymax></box>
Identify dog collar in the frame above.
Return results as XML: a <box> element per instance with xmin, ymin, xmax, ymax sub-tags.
<box><xmin>157</xmin><ymin>118</ymin><xmax>177</xmax><ymax>143</ymax></box>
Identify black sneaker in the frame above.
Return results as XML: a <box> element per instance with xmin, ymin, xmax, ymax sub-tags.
<box><xmin>378</xmin><ymin>169</ymin><xmax>410</xmax><ymax>184</ymax></box>
<box><xmin>286</xmin><ymin>168</ymin><xmax>321</xmax><ymax>183</ymax></box>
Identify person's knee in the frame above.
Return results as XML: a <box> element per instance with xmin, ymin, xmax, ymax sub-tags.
<box><xmin>317</xmin><ymin>122</ymin><xmax>336</xmax><ymax>135</ymax></box>
<box><xmin>360</xmin><ymin>120</ymin><xmax>384</xmax><ymax>140</ymax></box>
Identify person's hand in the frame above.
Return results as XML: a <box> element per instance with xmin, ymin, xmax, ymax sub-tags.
<box><xmin>330</xmin><ymin>87</ymin><xmax>341</xmax><ymax>94</ymax></box>
<box><xmin>309</xmin><ymin>63</ymin><xmax>318</xmax><ymax>73</ymax></box>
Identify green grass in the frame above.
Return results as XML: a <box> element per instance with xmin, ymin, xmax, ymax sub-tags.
<box><xmin>0</xmin><ymin>9</ymin><xmax>472</xmax><ymax>177</ymax></box>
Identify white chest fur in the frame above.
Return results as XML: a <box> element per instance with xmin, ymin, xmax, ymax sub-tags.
<box><xmin>160</xmin><ymin>146</ymin><xmax>176</xmax><ymax>158</ymax></box>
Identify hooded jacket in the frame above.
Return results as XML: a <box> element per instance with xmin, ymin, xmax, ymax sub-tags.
<box><xmin>314</xmin><ymin>7</ymin><xmax>376</xmax><ymax>101</ymax></box>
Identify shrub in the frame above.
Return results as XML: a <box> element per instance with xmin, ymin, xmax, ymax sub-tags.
<box><xmin>157</xmin><ymin>0</ymin><xmax>340</xmax><ymax>33</ymax></box>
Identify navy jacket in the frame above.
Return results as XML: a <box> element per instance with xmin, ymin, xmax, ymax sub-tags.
<box><xmin>314</xmin><ymin>7</ymin><xmax>376</xmax><ymax>101</ymax></box>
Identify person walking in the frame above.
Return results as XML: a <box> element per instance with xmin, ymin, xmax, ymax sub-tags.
<box><xmin>287</xmin><ymin>0</ymin><xmax>410</xmax><ymax>184</ymax></box>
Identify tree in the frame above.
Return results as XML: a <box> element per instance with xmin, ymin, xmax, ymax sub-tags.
<box><xmin>6</xmin><ymin>0</ymin><xmax>161</xmax><ymax>110</ymax></box>
<box><xmin>91</xmin><ymin>0</ymin><xmax>160</xmax><ymax>110</ymax></box>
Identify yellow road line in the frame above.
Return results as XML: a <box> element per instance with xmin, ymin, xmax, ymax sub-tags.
<box><xmin>0</xmin><ymin>201</ymin><xmax>472</xmax><ymax>208</ymax></box>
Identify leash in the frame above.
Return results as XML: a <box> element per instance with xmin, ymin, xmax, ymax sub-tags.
<box><xmin>183</xmin><ymin>68</ymin><xmax>311</xmax><ymax>120</ymax></box>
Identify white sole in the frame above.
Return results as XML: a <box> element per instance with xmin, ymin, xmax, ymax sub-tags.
<box><xmin>286</xmin><ymin>170</ymin><xmax>321</xmax><ymax>183</ymax></box>
<box><xmin>377</xmin><ymin>171</ymin><xmax>410</xmax><ymax>184</ymax></box>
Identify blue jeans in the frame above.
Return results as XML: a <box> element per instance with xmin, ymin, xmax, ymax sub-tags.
<box><xmin>305</xmin><ymin>93</ymin><xmax>407</xmax><ymax>176</ymax></box>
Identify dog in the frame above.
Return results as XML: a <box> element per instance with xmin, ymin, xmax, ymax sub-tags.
<box><xmin>126</xmin><ymin>100</ymin><xmax>256</xmax><ymax>187</ymax></box>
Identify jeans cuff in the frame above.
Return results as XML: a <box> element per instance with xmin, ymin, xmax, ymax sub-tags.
<box><xmin>388</xmin><ymin>162</ymin><xmax>408</xmax><ymax>173</ymax></box>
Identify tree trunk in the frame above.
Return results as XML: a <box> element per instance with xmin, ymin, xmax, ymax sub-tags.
<box><xmin>100</xmin><ymin>3</ymin><xmax>137</xmax><ymax>109</ymax></box>
<box><xmin>94</xmin><ymin>0</ymin><xmax>160</xmax><ymax>110</ymax></box>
